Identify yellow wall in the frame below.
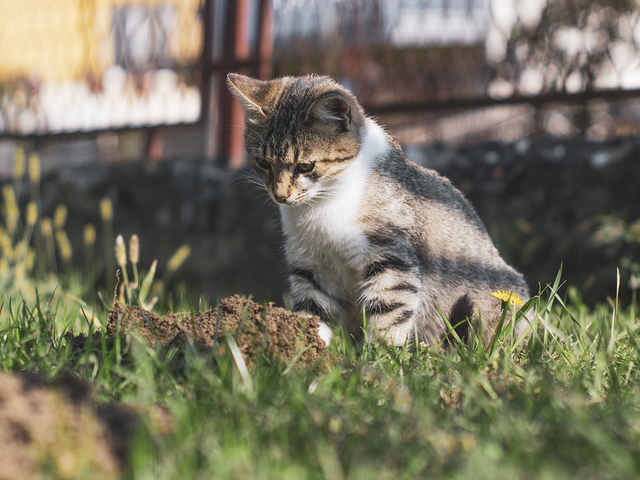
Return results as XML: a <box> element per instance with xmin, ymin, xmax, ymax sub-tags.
<box><xmin>0</xmin><ymin>0</ymin><xmax>203</xmax><ymax>82</ymax></box>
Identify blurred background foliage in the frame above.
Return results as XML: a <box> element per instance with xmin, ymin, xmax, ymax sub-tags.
<box><xmin>1</xmin><ymin>0</ymin><xmax>640</xmax><ymax>305</ymax></box>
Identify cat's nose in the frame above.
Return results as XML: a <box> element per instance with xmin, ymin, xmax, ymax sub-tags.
<box><xmin>274</xmin><ymin>194</ymin><xmax>289</xmax><ymax>204</ymax></box>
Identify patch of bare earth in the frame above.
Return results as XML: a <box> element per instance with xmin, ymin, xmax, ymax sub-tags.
<box><xmin>107</xmin><ymin>294</ymin><xmax>335</xmax><ymax>371</ymax></box>
<box><xmin>0</xmin><ymin>296</ymin><xmax>334</xmax><ymax>479</ymax></box>
<box><xmin>0</xmin><ymin>371</ymin><xmax>136</xmax><ymax>480</ymax></box>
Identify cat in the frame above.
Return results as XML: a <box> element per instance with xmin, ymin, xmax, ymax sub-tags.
<box><xmin>227</xmin><ymin>73</ymin><xmax>531</xmax><ymax>347</ymax></box>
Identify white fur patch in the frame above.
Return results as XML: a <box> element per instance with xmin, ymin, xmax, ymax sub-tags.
<box><xmin>317</xmin><ymin>321</ymin><xmax>333</xmax><ymax>346</ymax></box>
<box><xmin>280</xmin><ymin>119</ymin><xmax>390</xmax><ymax>275</ymax></box>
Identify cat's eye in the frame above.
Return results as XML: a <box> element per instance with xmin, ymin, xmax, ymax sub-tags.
<box><xmin>254</xmin><ymin>158</ymin><xmax>272</xmax><ymax>172</ymax></box>
<box><xmin>295</xmin><ymin>162</ymin><xmax>315</xmax><ymax>174</ymax></box>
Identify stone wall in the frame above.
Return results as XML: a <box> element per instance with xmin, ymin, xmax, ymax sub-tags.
<box><xmin>29</xmin><ymin>134</ymin><xmax>640</xmax><ymax>306</ymax></box>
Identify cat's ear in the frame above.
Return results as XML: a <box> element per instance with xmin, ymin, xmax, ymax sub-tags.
<box><xmin>227</xmin><ymin>73</ymin><xmax>269</xmax><ymax>120</ymax></box>
<box><xmin>305</xmin><ymin>93</ymin><xmax>353</xmax><ymax>130</ymax></box>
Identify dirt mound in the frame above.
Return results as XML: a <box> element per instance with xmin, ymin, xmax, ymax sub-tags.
<box><xmin>0</xmin><ymin>371</ymin><xmax>136</xmax><ymax>480</ymax></box>
<box><xmin>107</xmin><ymin>295</ymin><xmax>334</xmax><ymax>370</ymax></box>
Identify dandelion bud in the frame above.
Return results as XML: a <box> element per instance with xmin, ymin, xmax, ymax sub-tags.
<box><xmin>100</xmin><ymin>197</ymin><xmax>113</xmax><ymax>221</ymax></box>
<box><xmin>53</xmin><ymin>204</ymin><xmax>67</xmax><ymax>230</ymax></box>
<box><xmin>167</xmin><ymin>244</ymin><xmax>191</xmax><ymax>272</ymax></box>
<box><xmin>28</xmin><ymin>153</ymin><xmax>41</xmax><ymax>183</ymax></box>
<box><xmin>84</xmin><ymin>224</ymin><xmax>96</xmax><ymax>245</ymax></box>
<box><xmin>55</xmin><ymin>231</ymin><xmax>73</xmax><ymax>261</ymax></box>
<box><xmin>41</xmin><ymin>217</ymin><xmax>53</xmax><ymax>237</ymax></box>
<box><xmin>115</xmin><ymin>234</ymin><xmax>127</xmax><ymax>268</ymax></box>
<box><xmin>26</xmin><ymin>202</ymin><xmax>38</xmax><ymax>226</ymax></box>
<box><xmin>129</xmin><ymin>234</ymin><xmax>139</xmax><ymax>265</ymax></box>
<box><xmin>14</xmin><ymin>147</ymin><xmax>25</xmax><ymax>178</ymax></box>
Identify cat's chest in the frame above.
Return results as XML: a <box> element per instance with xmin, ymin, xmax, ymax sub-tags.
<box><xmin>280</xmin><ymin>120</ymin><xmax>389</xmax><ymax>275</ymax></box>
<box><xmin>281</xmin><ymin>187</ymin><xmax>367</xmax><ymax>264</ymax></box>
<box><xmin>280</xmin><ymin>164</ymin><xmax>371</xmax><ymax>267</ymax></box>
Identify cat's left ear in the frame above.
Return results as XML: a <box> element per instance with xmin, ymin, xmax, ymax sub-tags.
<box><xmin>305</xmin><ymin>93</ymin><xmax>354</xmax><ymax>131</ymax></box>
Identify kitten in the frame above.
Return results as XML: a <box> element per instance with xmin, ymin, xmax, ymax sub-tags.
<box><xmin>227</xmin><ymin>73</ymin><xmax>531</xmax><ymax>347</ymax></box>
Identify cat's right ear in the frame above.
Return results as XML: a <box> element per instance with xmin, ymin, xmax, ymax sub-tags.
<box><xmin>227</xmin><ymin>73</ymin><xmax>268</xmax><ymax>120</ymax></box>
<box><xmin>305</xmin><ymin>93</ymin><xmax>355</xmax><ymax>132</ymax></box>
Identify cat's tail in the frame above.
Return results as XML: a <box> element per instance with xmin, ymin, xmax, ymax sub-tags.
<box><xmin>443</xmin><ymin>294</ymin><xmax>474</xmax><ymax>346</ymax></box>
<box><xmin>443</xmin><ymin>292</ymin><xmax>535</xmax><ymax>347</ymax></box>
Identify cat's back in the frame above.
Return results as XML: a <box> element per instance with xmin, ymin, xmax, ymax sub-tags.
<box><xmin>362</xmin><ymin>136</ymin><xmax>505</xmax><ymax>265</ymax></box>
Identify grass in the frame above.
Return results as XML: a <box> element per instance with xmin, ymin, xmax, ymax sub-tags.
<box><xmin>2</xmin><ymin>264</ymin><xmax>640</xmax><ymax>479</ymax></box>
<box><xmin>2</xmin><ymin>153</ymin><xmax>640</xmax><ymax>479</ymax></box>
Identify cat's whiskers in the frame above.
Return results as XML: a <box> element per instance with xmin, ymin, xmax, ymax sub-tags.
<box><xmin>223</xmin><ymin>124</ymin><xmax>267</xmax><ymax>151</ymax></box>
<box><xmin>241</xmin><ymin>173</ymin><xmax>265</xmax><ymax>189</ymax></box>
<box><xmin>224</xmin><ymin>169</ymin><xmax>264</xmax><ymax>190</ymax></box>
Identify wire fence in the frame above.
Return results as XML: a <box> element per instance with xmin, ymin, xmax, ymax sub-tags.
<box><xmin>0</xmin><ymin>0</ymin><xmax>203</xmax><ymax>137</ymax></box>
<box><xmin>271</xmin><ymin>0</ymin><xmax>640</xmax><ymax>145</ymax></box>
<box><xmin>2</xmin><ymin>0</ymin><xmax>640</xmax><ymax>170</ymax></box>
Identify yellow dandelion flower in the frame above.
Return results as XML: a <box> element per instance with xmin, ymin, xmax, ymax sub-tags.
<box><xmin>491</xmin><ymin>290</ymin><xmax>524</xmax><ymax>307</ymax></box>
<box><xmin>115</xmin><ymin>235</ymin><xmax>127</xmax><ymax>268</ymax></box>
<box><xmin>14</xmin><ymin>147</ymin><xmax>25</xmax><ymax>178</ymax></box>
<box><xmin>84</xmin><ymin>224</ymin><xmax>96</xmax><ymax>245</ymax></box>
<box><xmin>100</xmin><ymin>197</ymin><xmax>113</xmax><ymax>221</ymax></box>
<box><xmin>167</xmin><ymin>244</ymin><xmax>191</xmax><ymax>272</ymax></box>
<box><xmin>53</xmin><ymin>204</ymin><xmax>67</xmax><ymax>230</ymax></box>
<box><xmin>0</xmin><ymin>257</ymin><xmax>7</xmax><ymax>274</ymax></box>
<box><xmin>28</xmin><ymin>152</ymin><xmax>41</xmax><ymax>183</ymax></box>
<box><xmin>129</xmin><ymin>234</ymin><xmax>139</xmax><ymax>265</ymax></box>
<box><xmin>26</xmin><ymin>202</ymin><xmax>38</xmax><ymax>226</ymax></box>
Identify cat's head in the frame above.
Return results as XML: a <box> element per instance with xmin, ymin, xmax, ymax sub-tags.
<box><xmin>227</xmin><ymin>73</ymin><xmax>365</xmax><ymax>206</ymax></box>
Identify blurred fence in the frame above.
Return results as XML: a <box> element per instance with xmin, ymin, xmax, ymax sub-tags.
<box><xmin>0</xmin><ymin>0</ymin><xmax>203</xmax><ymax>133</ymax></box>
<box><xmin>271</xmin><ymin>0</ymin><xmax>640</xmax><ymax>146</ymax></box>
<box><xmin>2</xmin><ymin>0</ymin><xmax>640</xmax><ymax>172</ymax></box>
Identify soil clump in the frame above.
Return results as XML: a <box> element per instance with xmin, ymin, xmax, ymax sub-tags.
<box><xmin>0</xmin><ymin>371</ymin><xmax>136</xmax><ymax>480</ymax></box>
<box><xmin>107</xmin><ymin>295</ymin><xmax>333</xmax><ymax>370</ymax></box>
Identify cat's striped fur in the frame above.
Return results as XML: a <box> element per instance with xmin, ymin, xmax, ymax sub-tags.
<box><xmin>228</xmin><ymin>73</ymin><xmax>530</xmax><ymax>347</ymax></box>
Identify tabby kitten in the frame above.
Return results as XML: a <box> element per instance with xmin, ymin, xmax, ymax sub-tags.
<box><xmin>227</xmin><ymin>73</ymin><xmax>530</xmax><ymax>347</ymax></box>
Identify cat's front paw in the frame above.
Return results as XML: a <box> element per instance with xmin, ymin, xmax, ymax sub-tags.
<box><xmin>317</xmin><ymin>321</ymin><xmax>333</xmax><ymax>347</ymax></box>
<box><xmin>298</xmin><ymin>311</ymin><xmax>333</xmax><ymax>347</ymax></box>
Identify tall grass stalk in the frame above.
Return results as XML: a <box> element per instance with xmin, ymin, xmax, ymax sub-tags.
<box><xmin>28</xmin><ymin>152</ymin><xmax>46</xmax><ymax>278</ymax></box>
<box><xmin>115</xmin><ymin>234</ymin><xmax>132</xmax><ymax>302</ymax></box>
<box><xmin>41</xmin><ymin>217</ymin><xmax>58</xmax><ymax>275</ymax></box>
<box><xmin>84</xmin><ymin>224</ymin><xmax>96</xmax><ymax>301</ymax></box>
<box><xmin>162</xmin><ymin>244</ymin><xmax>191</xmax><ymax>287</ymax></box>
<box><xmin>11</xmin><ymin>146</ymin><xmax>25</xmax><ymax>200</ymax></box>
<box><xmin>100</xmin><ymin>197</ymin><xmax>116</xmax><ymax>305</ymax></box>
<box><xmin>129</xmin><ymin>234</ymin><xmax>140</xmax><ymax>288</ymax></box>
